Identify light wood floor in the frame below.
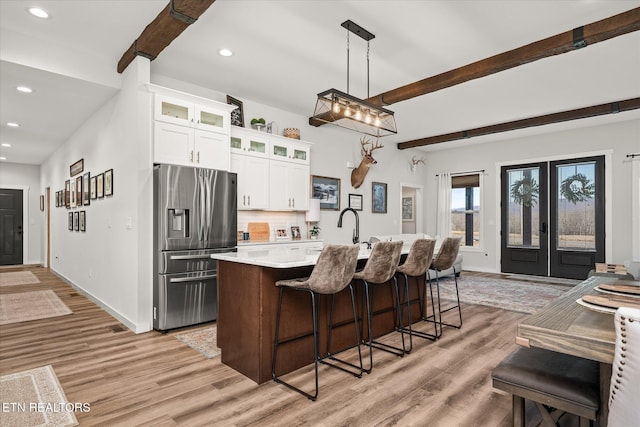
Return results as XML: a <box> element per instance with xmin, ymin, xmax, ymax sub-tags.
<box><xmin>1</xmin><ymin>266</ymin><xmax>572</xmax><ymax>426</ymax></box>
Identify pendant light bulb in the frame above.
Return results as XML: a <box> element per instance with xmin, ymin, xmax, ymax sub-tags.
<box><xmin>332</xmin><ymin>102</ymin><xmax>340</xmax><ymax>114</ymax></box>
<box><xmin>374</xmin><ymin>115</ymin><xmax>381</xmax><ymax>127</ymax></box>
<box><xmin>355</xmin><ymin>109</ymin><xmax>362</xmax><ymax>121</ymax></box>
<box><xmin>344</xmin><ymin>105</ymin><xmax>351</xmax><ymax>117</ymax></box>
<box><xmin>365</xmin><ymin>112</ymin><xmax>372</xmax><ymax>124</ymax></box>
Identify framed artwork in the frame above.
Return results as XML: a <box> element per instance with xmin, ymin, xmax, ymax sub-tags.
<box><xmin>96</xmin><ymin>173</ymin><xmax>104</xmax><ymax>198</ymax></box>
<box><xmin>104</xmin><ymin>169</ymin><xmax>113</xmax><ymax>196</ymax></box>
<box><xmin>291</xmin><ymin>226</ymin><xmax>301</xmax><ymax>240</ymax></box>
<box><xmin>68</xmin><ymin>212</ymin><xmax>73</xmax><ymax>230</ymax></box>
<box><xmin>372</xmin><ymin>182</ymin><xmax>388</xmax><ymax>214</ymax></box>
<box><xmin>65</xmin><ymin>180</ymin><xmax>70</xmax><ymax>208</ymax></box>
<box><xmin>311</xmin><ymin>175</ymin><xmax>340</xmax><ymax>211</ymax></box>
<box><xmin>70</xmin><ymin>179</ymin><xmax>76</xmax><ymax>208</ymax></box>
<box><xmin>79</xmin><ymin>211</ymin><xmax>86</xmax><ymax>232</ymax></box>
<box><xmin>73</xmin><ymin>211</ymin><xmax>79</xmax><ymax>231</ymax></box>
<box><xmin>402</xmin><ymin>196</ymin><xmax>414</xmax><ymax>221</ymax></box>
<box><xmin>70</xmin><ymin>158</ymin><xmax>84</xmax><ymax>177</ymax></box>
<box><xmin>348</xmin><ymin>193</ymin><xmax>363</xmax><ymax>211</ymax></box>
<box><xmin>227</xmin><ymin>95</ymin><xmax>244</xmax><ymax>127</ymax></box>
<box><xmin>75</xmin><ymin>176</ymin><xmax>82</xmax><ymax>206</ymax></box>
<box><xmin>275</xmin><ymin>228</ymin><xmax>289</xmax><ymax>240</ymax></box>
<box><xmin>83</xmin><ymin>172</ymin><xmax>90</xmax><ymax>206</ymax></box>
<box><xmin>90</xmin><ymin>176</ymin><xmax>97</xmax><ymax>199</ymax></box>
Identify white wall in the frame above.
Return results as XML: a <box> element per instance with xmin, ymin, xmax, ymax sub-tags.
<box><xmin>40</xmin><ymin>57</ymin><xmax>152</xmax><ymax>332</ymax></box>
<box><xmin>424</xmin><ymin>119</ymin><xmax>640</xmax><ymax>272</ymax></box>
<box><xmin>0</xmin><ymin>162</ymin><xmax>42</xmax><ymax>264</ymax></box>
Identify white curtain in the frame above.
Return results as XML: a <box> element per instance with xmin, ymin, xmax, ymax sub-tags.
<box><xmin>436</xmin><ymin>173</ymin><xmax>452</xmax><ymax>238</ymax></box>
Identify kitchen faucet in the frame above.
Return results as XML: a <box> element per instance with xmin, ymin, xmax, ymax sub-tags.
<box><xmin>337</xmin><ymin>207</ymin><xmax>359</xmax><ymax>244</ymax></box>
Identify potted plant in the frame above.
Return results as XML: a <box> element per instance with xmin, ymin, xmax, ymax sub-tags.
<box><xmin>309</xmin><ymin>225</ymin><xmax>320</xmax><ymax>239</ymax></box>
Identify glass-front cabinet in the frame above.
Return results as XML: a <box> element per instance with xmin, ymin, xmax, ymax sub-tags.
<box><xmin>230</xmin><ymin>128</ymin><xmax>269</xmax><ymax>158</ymax></box>
<box><xmin>270</xmin><ymin>140</ymin><xmax>310</xmax><ymax>164</ymax></box>
<box><xmin>154</xmin><ymin>94</ymin><xmax>230</xmax><ymax>134</ymax></box>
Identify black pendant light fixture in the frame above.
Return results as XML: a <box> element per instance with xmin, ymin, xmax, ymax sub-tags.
<box><xmin>309</xmin><ymin>20</ymin><xmax>397</xmax><ymax>137</ymax></box>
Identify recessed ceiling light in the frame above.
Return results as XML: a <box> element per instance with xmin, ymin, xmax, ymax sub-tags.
<box><xmin>218</xmin><ymin>48</ymin><xmax>233</xmax><ymax>57</ymax></box>
<box><xmin>1</xmin><ymin>143</ymin><xmax>11</xmax><ymax>147</ymax></box>
<box><xmin>6</xmin><ymin>123</ymin><xmax>20</xmax><ymax>127</ymax></box>
<box><xmin>28</xmin><ymin>7</ymin><xmax>49</xmax><ymax>19</ymax></box>
<box><xmin>17</xmin><ymin>86</ymin><xmax>33</xmax><ymax>93</ymax></box>
<box><xmin>0</xmin><ymin>157</ymin><xmax>6</xmax><ymax>161</ymax></box>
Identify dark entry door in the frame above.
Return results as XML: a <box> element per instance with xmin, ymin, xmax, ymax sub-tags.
<box><xmin>549</xmin><ymin>156</ymin><xmax>605</xmax><ymax>279</ymax></box>
<box><xmin>0</xmin><ymin>188</ymin><xmax>24</xmax><ymax>265</ymax></box>
<box><xmin>501</xmin><ymin>163</ymin><xmax>548</xmax><ymax>276</ymax></box>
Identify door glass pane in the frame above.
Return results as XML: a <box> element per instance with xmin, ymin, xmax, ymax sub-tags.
<box><xmin>199</xmin><ymin>111</ymin><xmax>223</xmax><ymax>128</ymax></box>
<box><xmin>161</xmin><ymin>101</ymin><xmax>188</xmax><ymax>120</ymax></box>
<box><xmin>273</xmin><ymin>144</ymin><xmax>287</xmax><ymax>157</ymax></box>
<box><xmin>249</xmin><ymin>140</ymin><xmax>266</xmax><ymax>153</ymax></box>
<box><xmin>507</xmin><ymin>167</ymin><xmax>540</xmax><ymax>248</ymax></box>
<box><xmin>556</xmin><ymin>162</ymin><xmax>596</xmax><ymax>251</ymax></box>
<box><xmin>230</xmin><ymin>136</ymin><xmax>241</xmax><ymax>149</ymax></box>
<box><xmin>293</xmin><ymin>149</ymin><xmax>306</xmax><ymax>161</ymax></box>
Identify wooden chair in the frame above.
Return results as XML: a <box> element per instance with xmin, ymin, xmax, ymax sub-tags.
<box><xmin>272</xmin><ymin>244</ymin><xmax>361</xmax><ymax>401</ymax></box>
<box><xmin>492</xmin><ymin>347</ymin><xmax>599</xmax><ymax>426</ymax></box>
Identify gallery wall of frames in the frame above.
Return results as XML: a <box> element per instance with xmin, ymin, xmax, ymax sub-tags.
<box><xmin>54</xmin><ymin>158</ymin><xmax>113</xmax><ymax>232</ymax></box>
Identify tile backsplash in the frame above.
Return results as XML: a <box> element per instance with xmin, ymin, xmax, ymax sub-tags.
<box><xmin>238</xmin><ymin>211</ymin><xmax>308</xmax><ymax>240</ymax></box>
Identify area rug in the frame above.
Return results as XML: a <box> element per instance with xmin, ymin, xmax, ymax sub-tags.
<box><xmin>506</xmin><ymin>273</ymin><xmax>581</xmax><ymax>286</ymax></box>
<box><xmin>0</xmin><ymin>365</ymin><xmax>78</xmax><ymax>427</ymax></box>
<box><xmin>0</xmin><ymin>290</ymin><xmax>72</xmax><ymax>325</ymax></box>
<box><xmin>175</xmin><ymin>326</ymin><xmax>221</xmax><ymax>359</ymax></box>
<box><xmin>436</xmin><ymin>275</ymin><xmax>571</xmax><ymax>314</ymax></box>
<box><xmin>0</xmin><ymin>271</ymin><xmax>40</xmax><ymax>287</ymax></box>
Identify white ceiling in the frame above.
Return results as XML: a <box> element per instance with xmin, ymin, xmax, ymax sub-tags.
<box><xmin>1</xmin><ymin>0</ymin><xmax>639</xmax><ymax>165</ymax></box>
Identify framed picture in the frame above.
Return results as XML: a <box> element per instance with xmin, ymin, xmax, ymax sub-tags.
<box><xmin>75</xmin><ymin>176</ymin><xmax>82</xmax><ymax>206</ymax></box>
<box><xmin>70</xmin><ymin>158</ymin><xmax>84</xmax><ymax>177</ymax></box>
<box><xmin>372</xmin><ymin>182</ymin><xmax>387</xmax><ymax>214</ymax></box>
<box><xmin>70</xmin><ymin>179</ymin><xmax>76</xmax><ymax>208</ymax></box>
<box><xmin>348</xmin><ymin>193</ymin><xmax>363</xmax><ymax>211</ymax></box>
<box><xmin>104</xmin><ymin>169</ymin><xmax>113</xmax><ymax>196</ymax></box>
<box><xmin>68</xmin><ymin>212</ymin><xmax>73</xmax><ymax>230</ymax></box>
<box><xmin>402</xmin><ymin>196</ymin><xmax>414</xmax><ymax>221</ymax></box>
<box><xmin>291</xmin><ymin>226</ymin><xmax>301</xmax><ymax>240</ymax></box>
<box><xmin>90</xmin><ymin>176</ymin><xmax>97</xmax><ymax>200</ymax></box>
<box><xmin>79</xmin><ymin>211</ymin><xmax>86</xmax><ymax>232</ymax></box>
<box><xmin>311</xmin><ymin>175</ymin><xmax>340</xmax><ymax>211</ymax></box>
<box><xmin>96</xmin><ymin>173</ymin><xmax>104</xmax><ymax>198</ymax></box>
<box><xmin>65</xmin><ymin>180</ymin><xmax>70</xmax><ymax>208</ymax></box>
<box><xmin>227</xmin><ymin>95</ymin><xmax>244</xmax><ymax>127</ymax></box>
<box><xmin>73</xmin><ymin>211</ymin><xmax>79</xmax><ymax>231</ymax></box>
<box><xmin>275</xmin><ymin>228</ymin><xmax>289</xmax><ymax>240</ymax></box>
<box><xmin>83</xmin><ymin>172</ymin><xmax>90</xmax><ymax>206</ymax></box>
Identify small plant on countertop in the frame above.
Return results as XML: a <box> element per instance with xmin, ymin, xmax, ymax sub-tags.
<box><xmin>309</xmin><ymin>226</ymin><xmax>320</xmax><ymax>238</ymax></box>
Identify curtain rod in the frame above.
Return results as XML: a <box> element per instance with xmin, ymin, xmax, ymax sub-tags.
<box><xmin>627</xmin><ymin>153</ymin><xmax>640</xmax><ymax>158</ymax></box>
<box><xmin>435</xmin><ymin>169</ymin><xmax>485</xmax><ymax>177</ymax></box>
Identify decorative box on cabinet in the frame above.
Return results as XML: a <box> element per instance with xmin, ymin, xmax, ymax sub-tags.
<box><xmin>231</xmin><ymin>153</ymin><xmax>269</xmax><ymax>210</ymax></box>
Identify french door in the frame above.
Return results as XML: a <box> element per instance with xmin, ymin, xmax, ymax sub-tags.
<box><xmin>501</xmin><ymin>156</ymin><xmax>604</xmax><ymax>279</ymax></box>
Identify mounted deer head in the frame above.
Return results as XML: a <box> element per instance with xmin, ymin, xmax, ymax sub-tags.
<box><xmin>409</xmin><ymin>156</ymin><xmax>426</xmax><ymax>173</ymax></box>
<box><xmin>351</xmin><ymin>137</ymin><xmax>384</xmax><ymax>188</ymax></box>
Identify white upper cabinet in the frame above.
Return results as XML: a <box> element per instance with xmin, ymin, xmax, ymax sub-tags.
<box><xmin>270</xmin><ymin>139</ymin><xmax>310</xmax><ymax>165</ymax></box>
<box><xmin>230</xmin><ymin>128</ymin><xmax>269</xmax><ymax>158</ymax></box>
<box><xmin>269</xmin><ymin>160</ymin><xmax>309</xmax><ymax>211</ymax></box>
<box><xmin>231</xmin><ymin>153</ymin><xmax>269</xmax><ymax>210</ymax></box>
<box><xmin>151</xmin><ymin>87</ymin><xmax>235</xmax><ymax>169</ymax></box>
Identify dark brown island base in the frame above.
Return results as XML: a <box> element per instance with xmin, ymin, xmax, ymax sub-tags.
<box><xmin>213</xmin><ymin>246</ymin><xmax>427</xmax><ymax>384</ymax></box>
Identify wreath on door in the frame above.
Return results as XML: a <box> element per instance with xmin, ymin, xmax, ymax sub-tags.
<box><xmin>560</xmin><ymin>173</ymin><xmax>594</xmax><ymax>204</ymax></box>
<box><xmin>510</xmin><ymin>176</ymin><xmax>539</xmax><ymax>208</ymax></box>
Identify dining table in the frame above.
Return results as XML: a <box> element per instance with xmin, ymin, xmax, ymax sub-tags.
<box><xmin>516</xmin><ymin>275</ymin><xmax>637</xmax><ymax>426</ymax></box>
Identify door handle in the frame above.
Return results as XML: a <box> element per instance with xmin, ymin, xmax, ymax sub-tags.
<box><xmin>540</xmin><ymin>222</ymin><xmax>547</xmax><ymax>233</ymax></box>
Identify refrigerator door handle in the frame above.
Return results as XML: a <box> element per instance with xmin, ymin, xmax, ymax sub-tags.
<box><xmin>170</xmin><ymin>254</ymin><xmax>215</xmax><ymax>260</ymax></box>
<box><xmin>170</xmin><ymin>275</ymin><xmax>216</xmax><ymax>283</ymax></box>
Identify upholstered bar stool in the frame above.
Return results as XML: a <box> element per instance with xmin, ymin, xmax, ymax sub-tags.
<box><xmin>492</xmin><ymin>347</ymin><xmax>599</xmax><ymax>426</ymax></box>
<box><xmin>272</xmin><ymin>244</ymin><xmax>361</xmax><ymax>401</ymax></box>
<box><xmin>353</xmin><ymin>240</ymin><xmax>404</xmax><ymax>373</ymax></box>
<box><xmin>395</xmin><ymin>238</ymin><xmax>437</xmax><ymax>348</ymax></box>
<box><xmin>428</xmin><ymin>236</ymin><xmax>463</xmax><ymax>334</ymax></box>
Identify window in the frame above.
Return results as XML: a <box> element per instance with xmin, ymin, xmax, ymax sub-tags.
<box><xmin>451</xmin><ymin>174</ymin><xmax>481</xmax><ymax>247</ymax></box>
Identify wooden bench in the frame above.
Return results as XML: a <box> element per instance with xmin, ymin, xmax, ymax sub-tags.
<box><xmin>492</xmin><ymin>347</ymin><xmax>599</xmax><ymax>426</ymax></box>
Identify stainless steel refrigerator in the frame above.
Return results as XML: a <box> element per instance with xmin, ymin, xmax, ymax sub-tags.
<box><xmin>153</xmin><ymin>164</ymin><xmax>237</xmax><ymax>331</ymax></box>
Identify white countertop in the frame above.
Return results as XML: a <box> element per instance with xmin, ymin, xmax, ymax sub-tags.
<box><xmin>212</xmin><ymin>243</ymin><xmax>411</xmax><ymax>268</ymax></box>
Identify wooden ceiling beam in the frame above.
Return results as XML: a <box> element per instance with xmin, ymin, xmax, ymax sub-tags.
<box><xmin>369</xmin><ymin>7</ymin><xmax>640</xmax><ymax>106</ymax></box>
<box><xmin>117</xmin><ymin>0</ymin><xmax>216</xmax><ymax>74</ymax></box>
<box><xmin>397</xmin><ymin>98</ymin><xmax>640</xmax><ymax>150</ymax></box>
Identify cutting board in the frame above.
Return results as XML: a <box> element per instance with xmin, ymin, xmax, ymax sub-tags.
<box><xmin>247</xmin><ymin>222</ymin><xmax>270</xmax><ymax>241</ymax></box>
<box><xmin>582</xmin><ymin>294</ymin><xmax>640</xmax><ymax>310</ymax></box>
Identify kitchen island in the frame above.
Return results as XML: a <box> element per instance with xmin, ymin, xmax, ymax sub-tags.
<box><xmin>212</xmin><ymin>244</ymin><xmax>419</xmax><ymax>384</ymax></box>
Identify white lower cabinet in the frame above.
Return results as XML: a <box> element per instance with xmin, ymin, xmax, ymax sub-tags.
<box><xmin>269</xmin><ymin>160</ymin><xmax>309</xmax><ymax>210</ymax></box>
<box><xmin>231</xmin><ymin>154</ymin><xmax>269</xmax><ymax>210</ymax></box>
